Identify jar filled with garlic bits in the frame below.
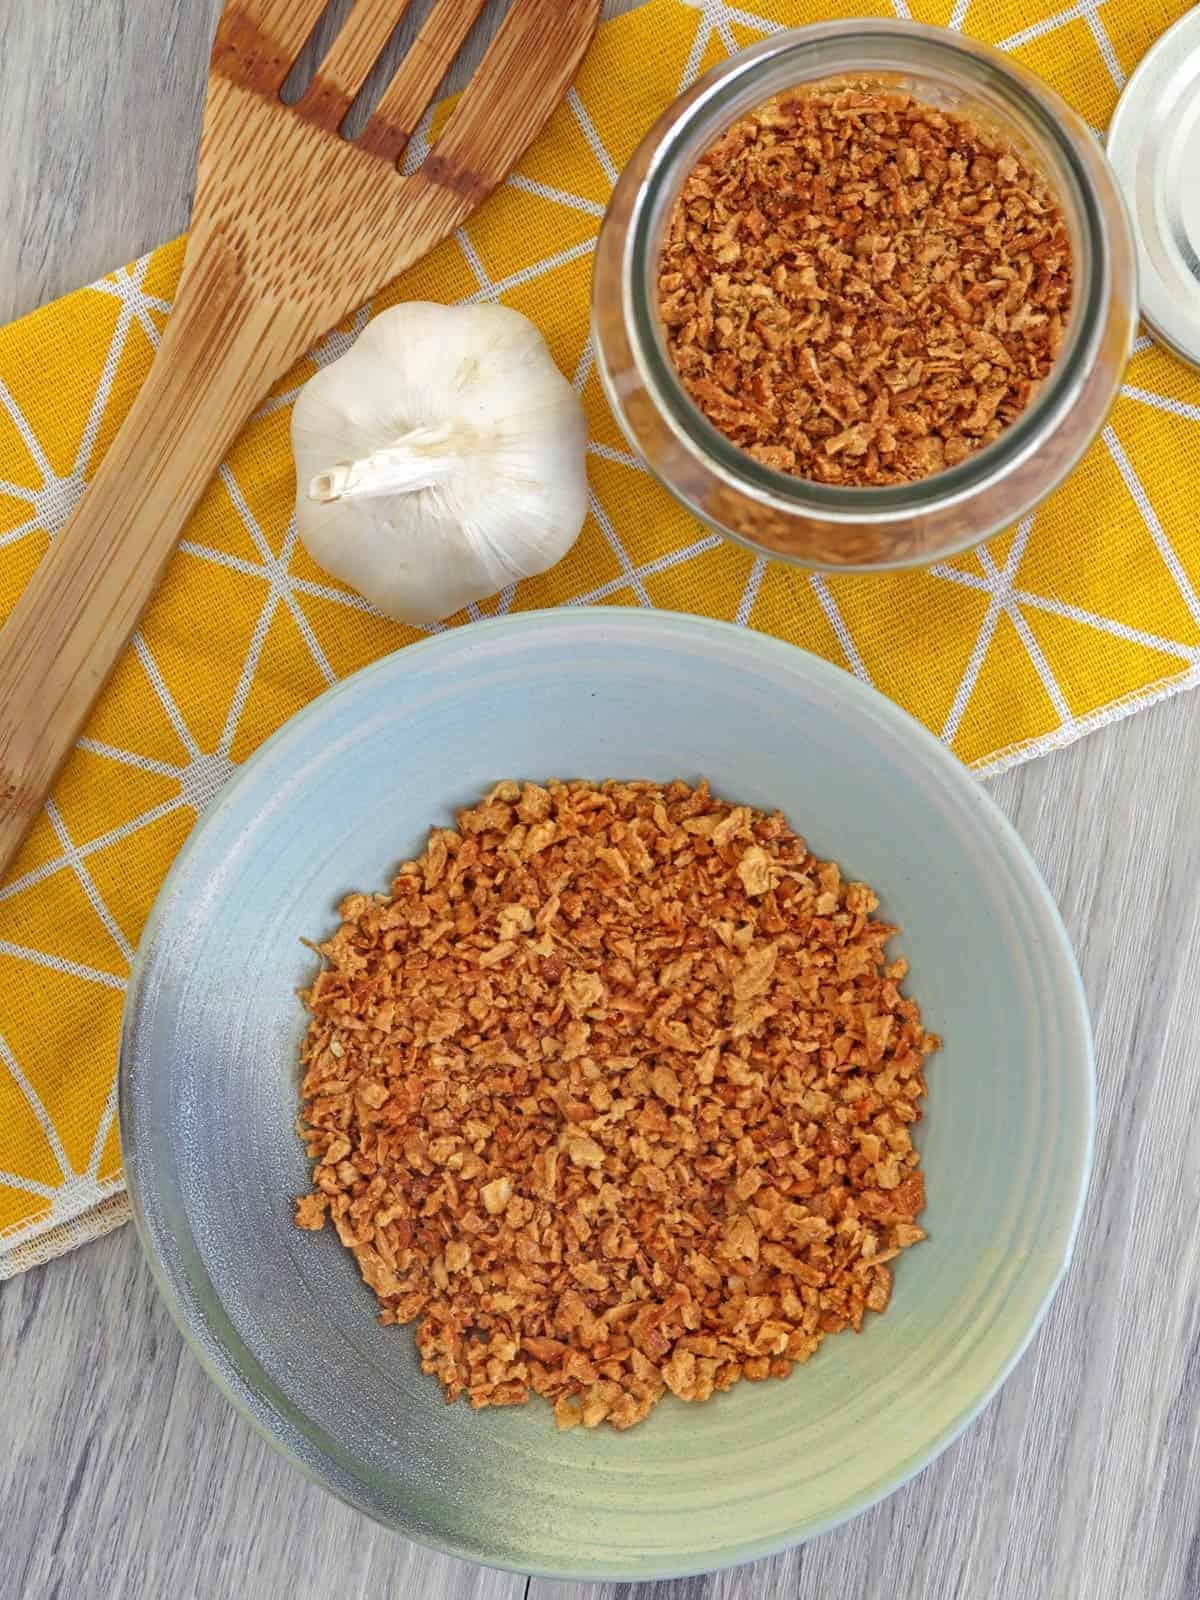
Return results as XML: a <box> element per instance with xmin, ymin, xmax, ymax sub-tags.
<box><xmin>591</xmin><ymin>20</ymin><xmax>1138</xmax><ymax>571</ymax></box>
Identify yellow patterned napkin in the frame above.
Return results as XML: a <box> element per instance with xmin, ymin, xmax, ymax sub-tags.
<box><xmin>2</xmin><ymin>0</ymin><xmax>1198</xmax><ymax>1273</ymax></box>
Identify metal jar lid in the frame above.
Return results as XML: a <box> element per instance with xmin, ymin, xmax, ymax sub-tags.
<box><xmin>1107</xmin><ymin>4</ymin><xmax>1200</xmax><ymax>370</ymax></box>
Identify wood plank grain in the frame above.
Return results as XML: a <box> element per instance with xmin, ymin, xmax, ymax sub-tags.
<box><xmin>3</xmin><ymin>3</ymin><xmax>1200</xmax><ymax>1599</ymax></box>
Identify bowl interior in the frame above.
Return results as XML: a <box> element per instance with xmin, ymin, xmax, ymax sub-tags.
<box><xmin>121</xmin><ymin>610</ymin><xmax>1092</xmax><ymax>1580</ymax></box>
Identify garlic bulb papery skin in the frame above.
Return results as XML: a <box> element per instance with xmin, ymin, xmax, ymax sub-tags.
<box><xmin>291</xmin><ymin>302</ymin><xmax>589</xmax><ymax>626</ymax></box>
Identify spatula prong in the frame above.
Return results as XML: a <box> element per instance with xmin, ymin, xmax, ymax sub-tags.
<box><xmin>425</xmin><ymin>0</ymin><xmax>601</xmax><ymax>195</ymax></box>
<box><xmin>212</xmin><ymin>0</ymin><xmax>334</xmax><ymax>94</ymax></box>
<box><xmin>297</xmin><ymin>0</ymin><xmax>416</xmax><ymax>133</ymax></box>
<box><xmin>359</xmin><ymin>0</ymin><xmax>487</xmax><ymax>164</ymax></box>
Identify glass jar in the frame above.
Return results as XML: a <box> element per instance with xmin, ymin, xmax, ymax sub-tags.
<box><xmin>591</xmin><ymin>20</ymin><xmax>1138</xmax><ymax>571</ymax></box>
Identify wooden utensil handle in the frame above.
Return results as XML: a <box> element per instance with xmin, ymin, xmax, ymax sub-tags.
<box><xmin>0</xmin><ymin>263</ymin><xmax>293</xmax><ymax>877</ymax></box>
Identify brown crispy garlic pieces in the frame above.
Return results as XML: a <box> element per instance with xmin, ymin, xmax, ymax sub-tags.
<box><xmin>295</xmin><ymin>780</ymin><xmax>938</xmax><ymax>1431</ymax></box>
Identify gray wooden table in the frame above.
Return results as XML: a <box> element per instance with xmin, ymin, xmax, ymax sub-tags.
<box><xmin>3</xmin><ymin>4</ymin><xmax>1200</xmax><ymax>1598</ymax></box>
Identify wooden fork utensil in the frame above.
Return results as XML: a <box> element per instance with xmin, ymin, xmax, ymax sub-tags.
<box><xmin>0</xmin><ymin>0</ymin><xmax>600</xmax><ymax>873</ymax></box>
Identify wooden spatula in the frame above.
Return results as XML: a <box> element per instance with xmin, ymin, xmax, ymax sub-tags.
<box><xmin>0</xmin><ymin>0</ymin><xmax>600</xmax><ymax>874</ymax></box>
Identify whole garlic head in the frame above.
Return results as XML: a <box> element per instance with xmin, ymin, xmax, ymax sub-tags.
<box><xmin>291</xmin><ymin>302</ymin><xmax>589</xmax><ymax>625</ymax></box>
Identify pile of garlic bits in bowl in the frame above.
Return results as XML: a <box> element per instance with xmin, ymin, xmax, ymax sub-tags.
<box><xmin>291</xmin><ymin>303</ymin><xmax>589</xmax><ymax>626</ymax></box>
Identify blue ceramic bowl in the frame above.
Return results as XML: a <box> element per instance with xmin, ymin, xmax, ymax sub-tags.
<box><xmin>121</xmin><ymin>609</ymin><xmax>1093</xmax><ymax>1580</ymax></box>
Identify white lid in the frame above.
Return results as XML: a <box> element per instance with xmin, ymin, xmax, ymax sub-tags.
<box><xmin>1107</xmin><ymin>4</ymin><xmax>1200</xmax><ymax>370</ymax></box>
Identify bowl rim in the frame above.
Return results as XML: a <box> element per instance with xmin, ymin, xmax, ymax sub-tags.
<box><xmin>119</xmin><ymin>607</ymin><xmax>1095</xmax><ymax>1581</ymax></box>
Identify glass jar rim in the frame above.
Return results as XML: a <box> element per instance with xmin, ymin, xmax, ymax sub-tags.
<box><xmin>624</xmin><ymin>20</ymin><xmax>1113</xmax><ymax>523</ymax></box>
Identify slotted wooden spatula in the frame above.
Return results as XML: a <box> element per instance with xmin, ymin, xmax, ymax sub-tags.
<box><xmin>0</xmin><ymin>0</ymin><xmax>600</xmax><ymax>873</ymax></box>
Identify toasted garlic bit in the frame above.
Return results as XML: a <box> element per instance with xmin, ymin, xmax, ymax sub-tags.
<box><xmin>291</xmin><ymin>303</ymin><xmax>589</xmax><ymax>625</ymax></box>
